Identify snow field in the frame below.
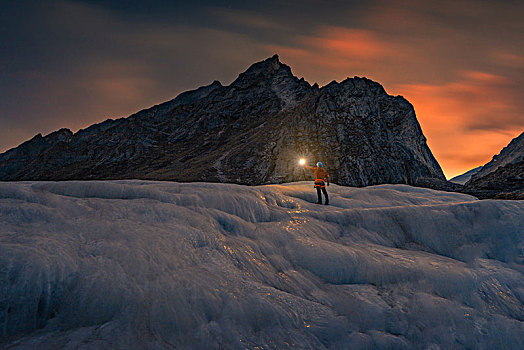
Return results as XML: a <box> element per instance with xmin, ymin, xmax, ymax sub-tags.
<box><xmin>0</xmin><ymin>181</ymin><xmax>523</xmax><ymax>349</ymax></box>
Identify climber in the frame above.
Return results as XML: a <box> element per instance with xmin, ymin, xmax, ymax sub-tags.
<box><xmin>303</xmin><ymin>161</ymin><xmax>330</xmax><ymax>205</ymax></box>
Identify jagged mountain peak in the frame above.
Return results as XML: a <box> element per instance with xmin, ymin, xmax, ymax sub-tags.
<box><xmin>0</xmin><ymin>55</ymin><xmax>445</xmax><ymax>186</ymax></box>
<box><xmin>231</xmin><ymin>54</ymin><xmax>302</xmax><ymax>89</ymax></box>
<box><xmin>320</xmin><ymin>76</ymin><xmax>387</xmax><ymax>97</ymax></box>
<box><xmin>244</xmin><ymin>54</ymin><xmax>286</xmax><ymax>76</ymax></box>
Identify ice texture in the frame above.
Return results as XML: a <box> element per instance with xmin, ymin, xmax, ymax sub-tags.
<box><xmin>0</xmin><ymin>181</ymin><xmax>523</xmax><ymax>349</ymax></box>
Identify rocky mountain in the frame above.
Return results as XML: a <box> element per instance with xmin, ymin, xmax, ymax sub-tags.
<box><xmin>449</xmin><ymin>166</ymin><xmax>482</xmax><ymax>185</ymax></box>
<box><xmin>462</xmin><ymin>132</ymin><xmax>524</xmax><ymax>199</ymax></box>
<box><xmin>0</xmin><ymin>55</ymin><xmax>445</xmax><ymax>186</ymax></box>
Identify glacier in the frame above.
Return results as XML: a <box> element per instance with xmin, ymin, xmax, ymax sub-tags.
<box><xmin>0</xmin><ymin>181</ymin><xmax>523</xmax><ymax>349</ymax></box>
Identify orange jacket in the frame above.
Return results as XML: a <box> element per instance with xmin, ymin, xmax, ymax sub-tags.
<box><xmin>305</xmin><ymin>165</ymin><xmax>330</xmax><ymax>183</ymax></box>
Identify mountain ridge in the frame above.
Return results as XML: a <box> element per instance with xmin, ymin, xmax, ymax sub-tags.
<box><xmin>462</xmin><ymin>132</ymin><xmax>524</xmax><ymax>199</ymax></box>
<box><xmin>472</xmin><ymin>131</ymin><xmax>524</xmax><ymax>180</ymax></box>
<box><xmin>0</xmin><ymin>55</ymin><xmax>445</xmax><ymax>186</ymax></box>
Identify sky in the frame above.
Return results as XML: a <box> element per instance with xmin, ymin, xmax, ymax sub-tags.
<box><xmin>1</xmin><ymin>0</ymin><xmax>523</xmax><ymax>178</ymax></box>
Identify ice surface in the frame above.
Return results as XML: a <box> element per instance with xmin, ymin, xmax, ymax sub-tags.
<box><xmin>0</xmin><ymin>181</ymin><xmax>523</xmax><ymax>349</ymax></box>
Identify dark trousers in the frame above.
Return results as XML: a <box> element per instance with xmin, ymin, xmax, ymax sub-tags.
<box><xmin>316</xmin><ymin>186</ymin><xmax>329</xmax><ymax>204</ymax></box>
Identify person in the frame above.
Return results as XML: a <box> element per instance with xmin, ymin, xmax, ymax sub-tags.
<box><xmin>303</xmin><ymin>161</ymin><xmax>330</xmax><ymax>205</ymax></box>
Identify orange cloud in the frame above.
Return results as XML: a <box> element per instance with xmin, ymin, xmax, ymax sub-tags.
<box><xmin>490</xmin><ymin>51</ymin><xmax>524</xmax><ymax>68</ymax></box>
<box><xmin>265</xmin><ymin>25</ymin><xmax>402</xmax><ymax>85</ymax></box>
<box><xmin>395</xmin><ymin>71</ymin><xmax>523</xmax><ymax>178</ymax></box>
<box><xmin>301</xmin><ymin>26</ymin><xmax>393</xmax><ymax>59</ymax></box>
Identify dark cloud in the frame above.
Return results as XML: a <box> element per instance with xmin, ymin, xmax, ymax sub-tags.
<box><xmin>1</xmin><ymin>0</ymin><xmax>523</xmax><ymax>178</ymax></box>
<box><xmin>0</xmin><ymin>0</ymin><xmax>273</xmax><ymax>151</ymax></box>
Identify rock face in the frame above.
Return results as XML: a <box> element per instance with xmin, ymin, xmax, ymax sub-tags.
<box><xmin>0</xmin><ymin>55</ymin><xmax>445</xmax><ymax>186</ymax></box>
<box><xmin>463</xmin><ymin>132</ymin><xmax>524</xmax><ymax>199</ymax></box>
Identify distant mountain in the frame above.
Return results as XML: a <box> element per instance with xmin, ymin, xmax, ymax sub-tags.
<box><xmin>0</xmin><ymin>55</ymin><xmax>445</xmax><ymax>186</ymax></box>
<box><xmin>463</xmin><ymin>132</ymin><xmax>524</xmax><ymax>199</ymax></box>
<box><xmin>449</xmin><ymin>166</ymin><xmax>482</xmax><ymax>185</ymax></box>
<box><xmin>474</xmin><ymin>132</ymin><xmax>524</xmax><ymax>179</ymax></box>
